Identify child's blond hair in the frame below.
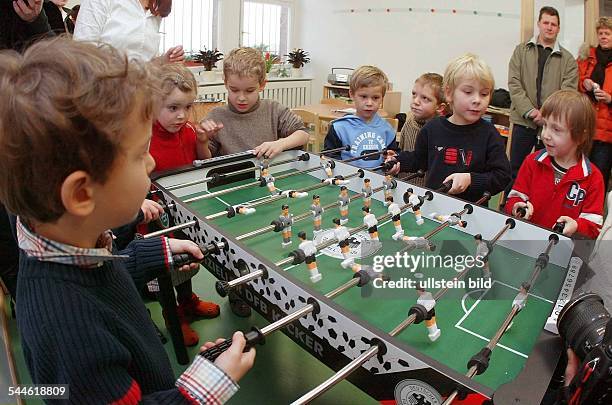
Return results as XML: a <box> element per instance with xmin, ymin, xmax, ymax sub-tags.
<box><xmin>0</xmin><ymin>38</ymin><xmax>160</xmax><ymax>223</ymax></box>
<box><xmin>349</xmin><ymin>65</ymin><xmax>388</xmax><ymax>96</ymax></box>
<box><xmin>443</xmin><ymin>53</ymin><xmax>495</xmax><ymax>95</ymax></box>
<box><xmin>415</xmin><ymin>72</ymin><xmax>445</xmax><ymax>105</ymax></box>
<box><xmin>223</xmin><ymin>47</ymin><xmax>266</xmax><ymax>85</ymax></box>
<box><xmin>160</xmin><ymin>62</ymin><xmax>197</xmax><ymax>98</ymax></box>
<box><xmin>541</xmin><ymin>90</ymin><xmax>596</xmax><ymax>157</ymax></box>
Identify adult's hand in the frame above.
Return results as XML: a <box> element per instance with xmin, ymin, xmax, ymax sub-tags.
<box><xmin>583</xmin><ymin>78</ymin><xmax>595</xmax><ymax>92</ymax></box>
<box><xmin>13</xmin><ymin>0</ymin><xmax>43</xmax><ymax>23</ymax></box>
<box><xmin>50</xmin><ymin>0</ymin><xmax>68</xmax><ymax>6</ymax></box>
<box><xmin>163</xmin><ymin>45</ymin><xmax>184</xmax><ymax>63</ymax></box>
<box><xmin>150</xmin><ymin>0</ymin><xmax>172</xmax><ymax>17</ymax></box>
<box><xmin>594</xmin><ymin>87</ymin><xmax>612</xmax><ymax>104</ymax></box>
<box><xmin>530</xmin><ymin>109</ymin><xmax>544</xmax><ymax>126</ymax></box>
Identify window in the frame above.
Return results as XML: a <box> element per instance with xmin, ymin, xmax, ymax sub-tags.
<box><xmin>241</xmin><ymin>1</ymin><xmax>291</xmax><ymax>57</ymax></box>
<box><xmin>159</xmin><ymin>0</ymin><xmax>219</xmax><ymax>54</ymax></box>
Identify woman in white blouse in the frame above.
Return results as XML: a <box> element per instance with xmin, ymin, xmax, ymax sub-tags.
<box><xmin>74</xmin><ymin>0</ymin><xmax>183</xmax><ymax>62</ymax></box>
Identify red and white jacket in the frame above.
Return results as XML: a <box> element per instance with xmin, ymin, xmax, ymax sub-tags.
<box><xmin>505</xmin><ymin>150</ymin><xmax>605</xmax><ymax>239</ymax></box>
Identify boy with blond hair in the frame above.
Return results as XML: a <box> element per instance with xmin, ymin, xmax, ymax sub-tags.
<box><xmin>399</xmin><ymin>72</ymin><xmax>447</xmax><ymax>186</ymax></box>
<box><xmin>324</xmin><ymin>65</ymin><xmax>398</xmax><ymax>168</ymax></box>
<box><xmin>387</xmin><ymin>54</ymin><xmax>511</xmax><ymax>203</ymax></box>
<box><xmin>0</xmin><ymin>38</ymin><xmax>254</xmax><ymax>403</ymax></box>
<box><xmin>198</xmin><ymin>47</ymin><xmax>309</xmax><ymax>159</ymax></box>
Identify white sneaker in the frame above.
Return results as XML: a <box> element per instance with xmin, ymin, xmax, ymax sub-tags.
<box><xmin>392</xmin><ymin>231</ymin><xmax>404</xmax><ymax>241</ymax></box>
<box><xmin>415</xmin><ymin>217</ymin><xmax>424</xmax><ymax>226</ymax></box>
<box><xmin>310</xmin><ymin>273</ymin><xmax>322</xmax><ymax>283</ymax></box>
<box><xmin>340</xmin><ymin>218</ymin><xmax>348</xmax><ymax>225</ymax></box>
<box><xmin>428</xmin><ymin>329</ymin><xmax>441</xmax><ymax>342</ymax></box>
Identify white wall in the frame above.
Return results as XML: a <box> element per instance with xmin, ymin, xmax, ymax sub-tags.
<box><xmin>294</xmin><ymin>0</ymin><xmax>586</xmax><ymax>112</ymax></box>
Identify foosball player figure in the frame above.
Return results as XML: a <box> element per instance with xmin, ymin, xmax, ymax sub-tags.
<box><xmin>235</xmin><ymin>205</ymin><xmax>256</xmax><ymax>215</ymax></box>
<box><xmin>320</xmin><ymin>155</ymin><xmax>334</xmax><ymax>178</ymax></box>
<box><xmin>310</xmin><ymin>194</ymin><xmax>324</xmax><ymax>234</ymax></box>
<box><xmin>323</xmin><ymin>176</ymin><xmax>351</xmax><ymax>186</ymax></box>
<box><xmin>474</xmin><ymin>234</ymin><xmax>491</xmax><ymax>280</ymax></box>
<box><xmin>406</xmin><ymin>189</ymin><xmax>424</xmax><ymax>225</ymax></box>
<box><xmin>261</xmin><ymin>167</ymin><xmax>277</xmax><ymax>194</ymax></box>
<box><xmin>259</xmin><ymin>158</ymin><xmax>270</xmax><ymax>173</ymax></box>
<box><xmin>279</xmin><ymin>204</ymin><xmax>293</xmax><ymax>247</ymax></box>
<box><xmin>297</xmin><ymin>231</ymin><xmax>322</xmax><ymax>283</ymax></box>
<box><xmin>400</xmin><ymin>235</ymin><xmax>434</xmax><ymax>251</ymax></box>
<box><xmin>280</xmin><ymin>189</ymin><xmax>308</xmax><ymax>199</ymax></box>
<box><xmin>415</xmin><ymin>286</ymin><xmax>441</xmax><ymax>342</ymax></box>
<box><xmin>338</xmin><ymin>186</ymin><xmax>350</xmax><ymax>225</ymax></box>
<box><xmin>430</xmin><ymin>212</ymin><xmax>467</xmax><ymax>228</ymax></box>
<box><xmin>387</xmin><ymin>196</ymin><xmax>404</xmax><ymax>240</ymax></box>
<box><xmin>362</xmin><ymin>206</ymin><xmax>379</xmax><ymax>241</ymax></box>
<box><xmin>507</xmin><ymin>282</ymin><xmax>530</xmax><ymax>331</ymax></box>
<box><xmin>333</xmin><ymin>218</ymin><xmax>354</xmax><ymax>268</ymax></box>
<box><xmin>362</xmin><ymin>178</ymin><xmax>373</xmax><ymax>209</ymax></box>
<box><xmin>383</xmin><ymin>174</ymin><xmax>397</xmax><ymax>205</ymax></box>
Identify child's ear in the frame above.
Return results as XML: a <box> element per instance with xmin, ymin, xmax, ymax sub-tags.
<box><xmin>60</xmin><ymin>171</ymin><xmax>96</xmax><ymax>218</ymax></box>
<box><xmin>259</xmin><ymin>80</ymin><xmax>267</xmax><ymax>91</ymax></box>
<box><xmin>436</xmin><ymin>102</ymin><xmax>448</xmax><ymax>116</ymax></box>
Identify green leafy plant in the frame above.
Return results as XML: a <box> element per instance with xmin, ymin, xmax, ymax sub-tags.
<box><xmin>285</xmin><ymin>48</ymin><xmax>310</xmax><ymax>69</ymax></box>
<box><xmin>194</xmin><ymin>48</ymin><xmax>224</xmax><ymax>71</ymax></box>
<box><xmin>264</xmin><ymin>52</ymin><xmax>280</xmax><ymax>73</ymax></box>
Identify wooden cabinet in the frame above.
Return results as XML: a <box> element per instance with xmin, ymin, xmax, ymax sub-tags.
<box><xmin>321</xmin><ymin>84</ymin><xmax>402</xmax><ymax>117</ymax></box>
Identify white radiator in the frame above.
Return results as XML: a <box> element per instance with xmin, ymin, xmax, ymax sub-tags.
<box><xmin>196</xmin><ymin>77</ymin><xmax>312</xmax><ymax>109</ymax></box>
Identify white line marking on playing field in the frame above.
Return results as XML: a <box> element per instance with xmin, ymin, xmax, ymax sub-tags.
<box><xmin>203</xmin><ymin>186</ymin><xmax>285</xmax><ymax>208</ymax></box>
<box><xmin>460</xmin><ymin>289</ymin><xmax>487</xmax><ymax>314</ymax></box>
<box><xmin>282</xmin><ymin>208</ymin><xmax>411</xmax><ymax>272</ymax></box>
<box><xmin>455</xmin><ymin>325</ymin><xmax>528</xmax><ymax>358</ymax></box>
<box><xmin>493</xmin><ymin>280</ymin><xmax>554</xmax><ymax>304</ymax></box>
<box><xmin>457</xmin><ymin>289</ymin><xmax>489</xmax><ymax>325</ymax></box>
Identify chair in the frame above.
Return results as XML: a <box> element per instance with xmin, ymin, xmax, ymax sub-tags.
<box><xmin>320</xmin><ymin>98</ymin><xmax>349</xmax><ymax>106</ymax></box>
<box><xmin>385</xmin><ymin>118</ymin><xmax>399</xmax><ymax>132</ymax></box>
<box><xmin>293</xmin><ymin>109</ymin><xmax>323</xmax><ymax>152</ymax></box>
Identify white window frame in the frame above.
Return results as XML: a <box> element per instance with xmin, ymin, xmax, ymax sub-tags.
<box><xmin>239</xmin><ymin>0</ymin><xmax>293</xmax><ymax>58</ymax></box>
<box><xmin>160</xmin><ymin>0</ymin><xmax>220</xmax><ymax>55</ymax></box>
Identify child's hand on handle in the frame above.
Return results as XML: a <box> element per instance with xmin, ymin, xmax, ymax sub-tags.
<box><xmin>556</xmin><ymin>216</ymin><xmax>578</xmax><ymax>236</ymax></box>
<box><xmin>205</xmin><ymin>331</ymin><xmax>256</xmax><ymax>383</ymax></box>
<box><xmin>167</xmin><ymin>238</ymin><xmax>203</xmax><ymax>272</ymax></box>
<box><xmin>384</xmin><ymin>150</ymin><xmax>400</xmax><ymax>175</ymax></box>
<box><xmin>443</xmin><ymin>173</ymin><xmax>471</xmax><ymax>194</ymax></box>
<box><xmin>140</xmin><ymin>199</ymin><xmax>164</xmax><ymax>224</ymax></box>
<box><xmin>254</xmin><ymin>139</ymin><xmax>286</xmax><ymax>159</ymax></box>
<box><xmin>196</xmin><ymin>119</ymin><xmax>224</xmax><ymax>143</ymax></box>
<box><xmin>593</xmin><ymin>87</ymin><xmax>612</xmax><ymax>104</ymax></box>
<box><xmin>512</xmin><ymin>201</ymin><xmax>533</xmax><ymax>219</ymax></box>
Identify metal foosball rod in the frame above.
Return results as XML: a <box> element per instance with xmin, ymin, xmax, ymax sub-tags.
<box><xmin>235</xmin><ymin>170</ymin><xmax>425</xmax><ymax>242</ymax></box>
<box><xmin>167</xmin><ymin>153</ymin><xmax>311</xmax><ymax>192</ymax></box>
<box><xmin>441</xmin><ymin>232</ymin><xmax>560</xmax><ymax>405</ymax></box>
<box><xmin>182</xmin><ymin>150</ymin><xmax>386</xmax><ymax>204</ymax></box>
<box><xmin>292</xmin><ymin>217</ymin><xmax>517</xmax><ymax>404</ymax></box>
<box><xmin>201</xmin><ymin>266</ymin><xmax>387</xmax><ymax>361</ymax></box>
<box><xmin>424</xmin><ymin>192</ymin><xmax>492</xmax><ymax>240</ymax></box>
<box><xmin>141</xmin><ymin>220</ymin><xmax>198</xmax><ymax>239</ymax></box>
<box><xmin>390</xmin><ymin>217</ymin><xmax>516</xmax><ymax>337</ymax></box>
<box><xmin>218</xmin><ymin>181</ymin><xmax>430</xmax><ymax>296</ymax></box>
<box><xmin>204</xmin><ymin>169</ymin><xmax>366</xmax><ymax>220</ymax></box>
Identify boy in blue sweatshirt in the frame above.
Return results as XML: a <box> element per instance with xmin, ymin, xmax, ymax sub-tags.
<box><xmin>0</xmin><ymin>38</ymin><xmax>255</xmax><ymax>404</ymax></box>
<box><xmin>324</xmin><ymin>65</ymin><xmax>398</xmax><ymax>168</ymax></box>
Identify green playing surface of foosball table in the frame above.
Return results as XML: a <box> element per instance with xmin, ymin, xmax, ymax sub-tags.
<box><xmin>183</xmin><ymin>167</ymin><xmax>567</xmax><ymax>394</ymax></box>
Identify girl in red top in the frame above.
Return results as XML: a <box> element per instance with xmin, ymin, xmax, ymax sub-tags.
<box><xmin>505</xmin><ymin>90</ymin><xmax>605</xmax><ymax>239</ymax></box>
<box><xmin>150</xmin><ymin>63</ymin><xmax>220</xmax><ymax>346</ymax></box>
<box><xmin>150</xmin><ymin>63</ymin><xmax>209</xmax><ymax>172</ymax></box>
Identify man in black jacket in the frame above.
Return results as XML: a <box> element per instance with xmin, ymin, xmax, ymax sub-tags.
<box><xmin>1</xmin><ymin>0</ymin><xmax>52</xmax><ymax>51</ymax></box>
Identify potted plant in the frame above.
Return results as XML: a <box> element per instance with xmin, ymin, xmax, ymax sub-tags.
<box><xmin>194</xmin><ymin>48</ymin><xmax>223</xmax><ymax>81</ymax></box>
<box><xmin>285</xmin><ymin>48</ymin><xmax>310</xmax><ymax>77</ymax></box>
<box><xmin>264</xmin><ymin>52</ymin><xmax>280</xmax><ymax>77</ymax></box>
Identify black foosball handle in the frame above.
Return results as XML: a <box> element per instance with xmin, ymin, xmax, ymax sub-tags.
<box><xmin>199</xmin><ymin>326</ymin><xmax>264</xmax><ymax>361</ymax></box>
<box><xmin>172</xmin><ymin>243</ymin><xmax>222</xmax><ymax>267</ymax></box>
<box><xmin>553</xmin><ymin>221</ymin><xmax>565</xmax><ymax>234</ymax></box>
<box><xmin>516</xmin><ymin>206</ymin><xmax>527</xmax><ymax>218</ymax></box>
<box><xmin>437</xmin><ymin>181</ymin><xmax>452</xmax><ymax>193</ymax></box>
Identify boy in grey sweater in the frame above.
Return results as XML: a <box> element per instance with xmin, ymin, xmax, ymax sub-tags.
<box><xmin>198</xmin><ymin>47</ymin><xmax>309</xmax><ymax>159</ymax></box>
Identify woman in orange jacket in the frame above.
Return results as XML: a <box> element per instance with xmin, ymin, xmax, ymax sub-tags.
<box><xmin>577</xmin><ymin>16</ymin><xmax>612</xmax><ymax>189</ymax></box>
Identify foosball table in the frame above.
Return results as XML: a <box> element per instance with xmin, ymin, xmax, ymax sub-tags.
<box><xmin>150</xmin><ymin>148</ymin><xmax>581</xmax><ymax>404</ymax></box>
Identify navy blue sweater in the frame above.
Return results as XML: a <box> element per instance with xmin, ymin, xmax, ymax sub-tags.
<box><xmin>16</xmin><ymin>237</ymin><xmax>191</xmax><ymax>404</ymax></box>
<box><xmin>397</xmin><ymin>116</ymin><xmax>511</xmax><ymax>203</ymax></box>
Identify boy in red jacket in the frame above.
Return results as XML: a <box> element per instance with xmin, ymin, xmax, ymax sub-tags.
<box><xmin>505</xmin><ymin>90</ymin><xmax>604</xmax><ymax>238</ymax></box>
